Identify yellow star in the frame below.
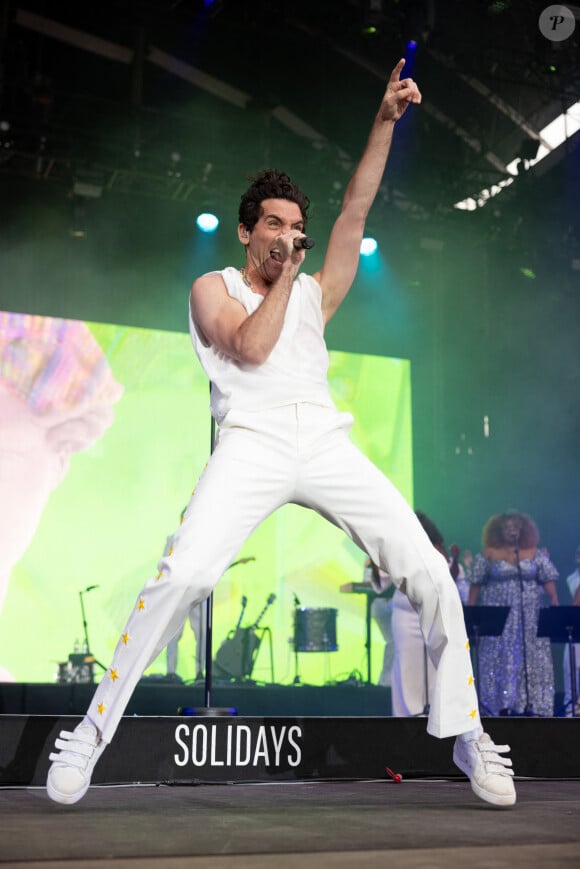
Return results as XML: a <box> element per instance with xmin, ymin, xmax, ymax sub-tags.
<box><xmin>465</xmin><ymin>640</ymin><xmax>470</xmax><ymax>651</ymax></box>
<box><xmin>468</xmin><ymin>675</ymin><xmax>474</xmax><ymax>686</ymax></box>
<box><xmin>97</xmin><ymin>702</ymin><xmax>106</xmax><ymax>715</ymax></box>
<box><xmin>109</xmin><ymin>668</ymin><xmax>119</xmax><ymax>682</ymax></box>
<box><xmin>137</xmin><ymin>598</ymin><xmax>145</xmax><ymax>611</ymax></box>
<box><xmin>122</xmin><ymin>632</ymin><xmax>130</xmax><ymax>646</ymax></box>
<box><xmin>470</xmin><ymin>708</ymin><xmax>477</xmax><ymax>719</ymax></box>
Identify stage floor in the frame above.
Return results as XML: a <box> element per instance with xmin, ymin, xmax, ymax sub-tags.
<box><xmin>2</xmin><ymin>779</ymin><xmax>580</xmax><ymax>868</ymax></box>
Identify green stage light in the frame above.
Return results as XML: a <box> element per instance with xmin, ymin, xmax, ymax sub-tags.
<box><xmin>360</xmin><ymin>237</ymin><xmax>378</xmax><ymax>256</ymax></box>
<box><xmin>196</xmin><ymin>213</ymin><xmax>219</xmax><ymax>233</ymax></box>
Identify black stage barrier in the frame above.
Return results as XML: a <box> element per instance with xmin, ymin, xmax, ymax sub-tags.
<box><xmin>1</xmin><ymin>713</ymin><xmax>579</xmax><ymax>787</ymax></box>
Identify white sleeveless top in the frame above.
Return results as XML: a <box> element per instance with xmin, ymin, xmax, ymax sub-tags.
<box><xmin>189</xmin><ymin>267</ymin><xmax>335</xmax><ymax>424</ymax></box>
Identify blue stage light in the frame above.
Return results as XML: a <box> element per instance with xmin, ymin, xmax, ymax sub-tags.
<box><xmin>196</xmin><ymin>213</ymin><xmax>219</xmax><ymax>233</ymax></box>
<box><xmin>360</xmin><ymin>237</ymin><xmax>378</xmax><ymax>256</ymax></box>
<box><xmin>407</xmin><ymin>39</ymin><xmax>418</xmax><ymax>50</ymax></box>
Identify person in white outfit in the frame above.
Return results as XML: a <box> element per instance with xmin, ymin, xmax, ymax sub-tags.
<box><xmin>163</xmin><ymin>510</ymin><xmax>206</xmax><ymax>682</ymax></box>
<box><xmin>390</xmin><ymin>512</ymin><xmax>466</xmax><ymax>717</ymax></box>
<box><xmin>46</xmin><ymin>59</ymin><xmax>516</xmax><ymax>808</ymax></box>
<box><xmin>363</xmin><ymin>559</ymin><xmax>395</xmax><ymax>687</ymax></box>
<box><xmin>165</xmin><ymin>600</ymin><xmax>205</xmax><ymax>682</ymax></box>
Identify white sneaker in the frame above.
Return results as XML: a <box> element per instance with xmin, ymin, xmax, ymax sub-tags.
<box><xmin>47</xmin><ymin>722</ymin><xmax>106</xmax><ymax>805</ymax></box>
<box><xmin>453</xmin><ymin>732</ymin><xmax>516</xmax><ymax>807</ymax></box>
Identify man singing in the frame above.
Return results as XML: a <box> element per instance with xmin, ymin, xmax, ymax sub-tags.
<box><xmin>47</xmin><ymin>59</ymin><xmax>515</xmax><ymax>808</ymax></box>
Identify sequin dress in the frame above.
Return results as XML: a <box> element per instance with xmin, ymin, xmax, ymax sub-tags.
<box><xmin>469</xmin><ymin>550</ymin><xmax>558</xmax><ymax>717</ymax></box>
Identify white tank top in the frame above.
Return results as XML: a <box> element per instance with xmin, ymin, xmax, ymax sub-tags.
<box><xmin>189</xmin><ymin>266</ymin><xmax>335</xmax><ymax>424</ymax></box>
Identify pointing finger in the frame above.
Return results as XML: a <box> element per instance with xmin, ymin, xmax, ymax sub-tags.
<box><xmin>389</xmin><ymin>58</ymin><xmax>406</xmax><ymax>81</ymax></box>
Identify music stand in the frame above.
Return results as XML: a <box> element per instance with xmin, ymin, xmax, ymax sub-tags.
<box><xmin>537</xmin><ymin>607</ymin><xmax>580</xmax><ymax>717</ymax></box>
<box><xmin>462</xmin><ymin>606</ymin><xmax>510</xmax><ymax>714</ymax></box>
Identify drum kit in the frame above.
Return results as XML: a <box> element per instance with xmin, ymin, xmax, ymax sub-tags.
<box><xmin>293</xmin><ymin>606</ymin><xmax>338</xmax><ymax>653</ymax></box>
<box><xmin>292</xmin><ymin>604</ymin><xmax>338</xmax><ymax>685</ymax></box>
<box><xmin>212</xmin><ymin>595</ymin><xmax>339</xmax><ymax>685</ymax></box>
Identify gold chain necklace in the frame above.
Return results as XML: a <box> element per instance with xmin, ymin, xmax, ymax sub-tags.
<box><xmin>239</xmin><ymin>267</ymin><xmax>252</xmax><ymax>289</ymax></box>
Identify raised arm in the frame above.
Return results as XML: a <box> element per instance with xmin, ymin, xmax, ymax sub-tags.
<box><xmin>315</xmin><ymin>58</ymin><xmax>421</xmax><ymax>323</ymax></box>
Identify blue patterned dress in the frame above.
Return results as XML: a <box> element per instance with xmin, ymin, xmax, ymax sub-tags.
<box><xmin>469</xmin><ymin>551</ymin><xmax>558</xmax><ymax>717</ymax></box>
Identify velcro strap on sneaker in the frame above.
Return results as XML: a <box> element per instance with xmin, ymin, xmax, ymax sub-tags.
<box><xmin>487</xmin><ymin>742</ymin><xmax>511</xmax><ymax>755</ymax></box>
<box><xmin>483</xmin><ymin>760</ymin><xmax>514</xmax><ymax>777</ymax></box>
<box><xmin>59</xmin><ymin>728</ymin><xmax>96</xmax><ymax>745</ymax></box>
<box><xmin>481</xmin><ymin>744</ymin><xmax>514</xmax><ymax>774</ymax></box>
<box><xmin>48</xmin><ymin>749</ymin><xmax>87</xmax><ymax>769</ymax></box>
<box><xmin>53</xmin><ymin>731</ymin><xmax>98</xmax><ymax>758</ymax></box>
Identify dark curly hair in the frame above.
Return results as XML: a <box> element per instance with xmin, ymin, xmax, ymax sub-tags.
<box><xmin>238</xmin><ymin>169</ymin><xmax>310</xmax><ymax>231</ymax></box>
<box><xmin>416</xmin><ymin>510</ymin><xmax>446</xmax><ymax>557</ymax></box>
<box><xmin>482</xmin><ymin>510</ymin><xmax>539</xmax><ymax>549</ymax></box>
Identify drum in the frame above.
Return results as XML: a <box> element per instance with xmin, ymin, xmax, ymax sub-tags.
<box><xmin>294</xmin><ymin>607</ymin><xmax>338</xmax><ymax>652</ymax></box>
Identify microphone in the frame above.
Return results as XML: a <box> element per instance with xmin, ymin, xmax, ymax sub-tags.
<box><xmin>83</xmin><ymin>585</ymin><xmax>99</xmax><ymax>593</ymax></box>
<box><xmin>293</xmin><ymin>236</ymin><xmax>315</xmax><ymax>250</ymax></box>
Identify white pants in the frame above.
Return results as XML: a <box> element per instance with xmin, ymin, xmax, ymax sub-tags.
<box><xmin>391</xmin><ymin>589</ymin><xmax>437</xmax><ymax>716</ymax></box>
<box><xmin>88</xmin><ymin>404</ymin><xmax>480</xmax><ymax>742</ymax></box>
<box><xmin>370</xmin><ymin>597</ymin><xmax>394</xmax><ymax>687</ymax></box>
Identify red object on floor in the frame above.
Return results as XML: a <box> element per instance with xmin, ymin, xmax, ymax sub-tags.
<box><xmin>385</xmin><ymin>766</ymin><xmax>403</xmax><ymax>783</ymax></box>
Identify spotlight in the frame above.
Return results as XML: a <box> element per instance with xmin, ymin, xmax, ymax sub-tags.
<box><xmin>487</xmin><ymin>0</ymin><xmax>511</xmax><ymax>13</ymax></box>
<box><xmin>360</xmin><ymin>237</ymin><xmax>378</xmax><ymax>256</ymax></box>
<box><xmin>196</xmin><ymin>213</ymin><xmax>219</xmax><ymax>233</ymax></box>
<box><xmin>361</xmin><ymin>0</ymin><xmax>383</xmax><ymax>35</ymax></box>
<box><xmin>407</xmin><ymin>39</ymin><xmax>418</xmax><ymax>50</ymax></box>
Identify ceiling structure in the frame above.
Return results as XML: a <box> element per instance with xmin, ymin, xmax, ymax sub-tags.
<box><xmin>1</xmin><ymin>0</ymin><xmax>578</xmax><ymax>229</ymax></box>
<box><xmin>1</xmin><ymin>0</ymin><xmax>579</xmax><ymax>559</ymax></box>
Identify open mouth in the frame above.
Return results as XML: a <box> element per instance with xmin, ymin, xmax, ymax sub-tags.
<box><xmin>269</xmin><ymin>248</ymin><xmax>282</xmax><ymax>263</ymax></box>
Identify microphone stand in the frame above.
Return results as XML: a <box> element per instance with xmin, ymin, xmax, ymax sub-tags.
<box><xmin>514</xmin><ymin>544</ymin><xmax>534</xmax><ymax>716</ymax></box>
<box><xmin>292</xmin><ymin>594</ymin><xmax>301</xmax><ymax>685</ymax></box>
<box><xmin>421</xmin><ymin>643</ymin><xmax>430</xmax><ymax>716</ymax></box>
<box><xmin>78</xmin><ymin>588</ymin><xmax>107</xmax><ymax>675</ymax></box>
<box><xmin>203</xmin><ymin>405</ymin><xmax>217</xmax><ymax>710</ymax></box>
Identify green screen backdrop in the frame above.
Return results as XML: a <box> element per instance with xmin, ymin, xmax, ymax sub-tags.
<box><xmin>0</xmin><ymin>313</ymin><xmax>413</xmax><ymax>687</ymax></box>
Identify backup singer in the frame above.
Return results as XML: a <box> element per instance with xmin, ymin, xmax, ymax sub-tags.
<box><xmin>47</xmin><ymin>59</ymin><xmax>516</xmax><ymax>808</ymax></box>
<box><xmin>468</xmin><ymin>511</ymin><xmax>559</xmax><ymax>717</ymax></box>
